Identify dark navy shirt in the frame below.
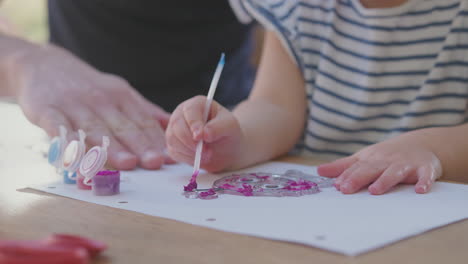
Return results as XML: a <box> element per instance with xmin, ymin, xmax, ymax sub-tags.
<box><xmin>48</xmin><ymin>0</ymin><xmax>254</xmax><ymax>111</ymax></box>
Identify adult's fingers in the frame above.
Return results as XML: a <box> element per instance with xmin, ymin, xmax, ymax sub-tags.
<box><xmin>36</xmin><ymin>106</ymin><xmax>73</xmax><ymax>139</ymax></box>
<box><xmin>63</xmin><ymin>105</ymin><xmax>137</xmax><ymax>170</ymax></box>
<box><xmin>132</xmin><ymin>90</ymin><xmax>171</xmax><ymax>130</ymax></box>
<box><xmin>368</xmin><ymin>164</ymin><xmax>414</xmax><ymax>195</ymax></box>
<box><xmin>143</xmin><ymin>101</ymin><xmax>171</xmax><ymax>130</ymax></box>
<box><xmin>91</xmin><ymin>102</ymin><xmax>166</xmax><ymax>169</ymax></box>
<box><xmin>120</xmin><ymin>101</ymin><xmax>166</xmax><ymax>169</ymax></box>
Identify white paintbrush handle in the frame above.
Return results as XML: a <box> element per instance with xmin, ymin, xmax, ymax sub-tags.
<box><xmin>193</xmin><ymin>53</ymin><xmax>225</xmax><ymax>173</ymax></box>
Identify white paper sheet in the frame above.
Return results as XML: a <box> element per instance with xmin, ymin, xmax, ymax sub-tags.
<box><xmin>30</xmin><ymin>162</ymin><xmax>468</xmax><ymax>256</ymax></box>
<box><xmin>2</xmin><ymin>102</ymin><xmax>467</xmax><ymax>256</ymax></box>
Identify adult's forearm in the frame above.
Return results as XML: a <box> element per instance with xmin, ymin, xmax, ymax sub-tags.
<box><xmin>0</xmin><ymin>33</ymin><xmax>41</xmax><ymax>96</ymax></box>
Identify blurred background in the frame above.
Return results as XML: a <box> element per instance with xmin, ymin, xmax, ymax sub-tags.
<box><xmin>0</xmin><ymin>0</ymin><xmax>263</xmax><ymax>64</ymax></box>
<box><xmin>0</xmin><ymin>0</ymin><xmax>48</xmax><ymax>43</ymax></box>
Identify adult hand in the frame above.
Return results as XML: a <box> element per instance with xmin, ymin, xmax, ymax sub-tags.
<box><xmin>12</xmin><ymin>45</ymin><xmax>171</xmax><ymax>170</ymax></box>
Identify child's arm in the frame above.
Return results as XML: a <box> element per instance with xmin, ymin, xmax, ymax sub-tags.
<box><xmin>318</xmin><ymin>124</ymin><xmax>468</xmax><ymax>195</ymax></box>
<box><xmin>230</xmin><ymin>31</ymin><xmax>306</xmax><ymax>169</ymax></box>
<box><xmin>166</xmin><ymin>31</ymin><xmax>306</xmax><ymax>172</ymax></box>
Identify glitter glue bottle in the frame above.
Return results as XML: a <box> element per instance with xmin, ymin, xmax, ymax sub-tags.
<box><xmin>61</xmin><ymin>130</ymin><xmax>87</xmax><ymax>184</ymax></box>
<box><xmin>76</xmin><ymin>171</ymin><xmax>92</xmax><ymax>190</ymax></box>
<box><xmin>47</xmin><ymin>126</ymin><xmax>68</xmax><ymax>177</ymax></box>
<box><xmin>93</xmin><ymin>170</ymin><xmax>120</xmax><ymax>196</ymax></box>
<box><xmin>78</xmin><ymin>136</ymin><xmax>120</xmax><ymax>195</ymax></box>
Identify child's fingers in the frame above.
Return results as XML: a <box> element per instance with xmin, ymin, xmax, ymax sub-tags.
<box><xmin>368</xmin><ymin>164</ymin><xmax>414</xmax><ymax>195</ymax></box>
<box><xmin>166</xmin><ymin>143</ymin><xmax>193</xmax><ymax>165</ymax></box>
<box><xmin>414</xmin><ymin>165</ymin><xmax>440</xmax><ymax>194</ymax></box>
<box><xmin>166</xmin><ymin>144</ymin><xmax>211</xmax><ymax>166</ymax></box>
<box><xmin>333</xmin><ymin>161</ymin><xmax>361</xmax><ymax>190</ymax></box>
<box><xmin>317</xmin><ymin>156</ymin><xmax>357</xmax><ymax>178</ymax></box>
<box><xmin>173</xmin><ymin>113</ymin><xmax>198</xmax><ymax>151</ymax></box>
<box><xmin>166</xmin><ymin>116</ymin><xmax>196</xmax><ymax>163</ymax></box>
<box><xmin>203</xmin><ymin>109</ymin><xmax>238</xmax><ymax>143</ymax></box>
<box><xmin>340</xmin><ymin>161</ymin><xmax>385</xmax><ymax>194</ymax></box>
<box><xmin>166</xmin><ymin>118</ymin><xmax>197</xmax><ymax>160</ymax></box>
<box><xmin>182</xmin><ymin>96</ymin><xmax>208</xmax><ymax>139</ymax></box>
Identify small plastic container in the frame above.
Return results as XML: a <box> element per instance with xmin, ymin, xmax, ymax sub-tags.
<box><xmin>77</xmin><ymin>172</ymin><xmax>92</xmax><ymax>190</ymax></box>
<box><xmin>47</xmin><ymin>126</ymin><xmax>67</xmax><ymax>168</ymax></box>
<box><xmin>61</xmin><ymin>130</ymin><xmax>86</xmax><ymax>184</ymax></box>
<box><xmin>92</xmin><ymin>170</ymin><xmax>120</xmax><ymax>196</ymax></box>
<box><xmin>63</xmin><ymin>170</ymin><xmax>77</xmax><ymax>184</ymax></box>
<box><xmin>78</xmin><ymin>136</ymin><xmax>121</xmax><ymax>195</ymax></box>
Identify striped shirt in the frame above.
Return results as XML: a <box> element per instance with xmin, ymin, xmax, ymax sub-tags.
<box><xmin>230</xmin><ymin>0</ymin><xmax>468</xmax><ymax>160</ymax></box>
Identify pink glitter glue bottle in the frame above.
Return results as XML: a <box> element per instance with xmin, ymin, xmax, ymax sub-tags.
<box><xmin>78</xmin><ymin>136</ymin><xmax>120</xmax><ymax>195</ymax></box>
<box><xmin>77</xmin><ymin>171</ymin><xmax>92</xmax><ymax>190</ymax></box>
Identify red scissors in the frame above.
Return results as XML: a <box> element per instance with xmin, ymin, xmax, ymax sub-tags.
<box><xmin>0</xmin><ymin>234</ymin><xmax>107</xmax><ymax>264</ymax></box>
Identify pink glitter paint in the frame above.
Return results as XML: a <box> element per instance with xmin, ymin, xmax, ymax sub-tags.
<box><xmin>199</xmin><ymin>189</ymin><xmax>218</xmax><ymax>200</ymax></box>
<box><xmin>184</xmin><ymin>170</ymin><xmax>199</xmax><ymax>192</ymax></box>
<box><xmin>220</xmin><ymin>183</ymin><xmax>235</xmax><ymax>189</ymax></box>
<box><xmin>183</xmin><ymin>170</ymin><xmax>332</xmax><ymax>199</ymax></box>
<box><xmin>237</xmin><ymin>184</ymin><xmax>254</xmax><ymax>196</ymax></box>
<box><xmin>96</xmin><ymin>170</ymin><xmax>118</xmax><ymax>176</ymax></box>
<box><xmin>284</xmin><ymin>179</ymin><xmax>317</xmax><ymax>191</ymax></box>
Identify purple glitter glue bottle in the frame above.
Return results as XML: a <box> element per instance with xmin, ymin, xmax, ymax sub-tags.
<box><xmin>79</xmin><ymin>136</ymin><xmax>116</xmax><ymax>194</ymax></box>
<box><xmin>93</xmin><ymin>170</ymin><xmax>120</xmax><ymax>196</ymax></box>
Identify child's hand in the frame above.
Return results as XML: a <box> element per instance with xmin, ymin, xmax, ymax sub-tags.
<box><xmin>166</xmin><ymin>96</ymin><xmax>243</xmax><ymax>172</ymax></box>
<box><xmin>317</xmin><ymin>133</ymin><xmax>443</xmax><ymax>195</ymax></box>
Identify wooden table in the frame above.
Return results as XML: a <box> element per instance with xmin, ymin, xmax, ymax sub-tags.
<box><xmin>1</xmin><ymin>102</ymin><xmax>467</xmax><ymax>264</ymax></box>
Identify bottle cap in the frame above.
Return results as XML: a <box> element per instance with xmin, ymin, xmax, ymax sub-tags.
<box><xmin>79</xmin><ymin>136</ymin><xmax>109</xmax><ymax>183</ymax></box>
<box><xmin>47</xmin><ymin>126</ymin><xmax>67</xmax><ymax>168</ymax></box>
<box><xmin>63</xmin><ymin>130</ymin><xmax>86</xmax><ymax>173</ymax></box>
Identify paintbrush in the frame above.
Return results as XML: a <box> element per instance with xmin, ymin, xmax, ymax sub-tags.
<box><xmin>184</xmin><ymin>53</ymin><xmax>225</xmax><ymax>192</ymax></box>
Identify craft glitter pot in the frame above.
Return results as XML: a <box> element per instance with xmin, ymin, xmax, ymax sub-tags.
<box><xmin>47</xmin><ymin>126</ymin><xmax>68</xmax><ymax>169</ymax></box>
<box><xmin>78</xmin><ymin>136</ymin><xmax>120</xmax><ymax>195</ymax></box>
<box><xmin>61</xmin><ymin>130</ymin><xmax>87</xmax><ymax>184</ymax></box>
<box><xmin>92</xmin><ymin>170</ymin><xmax>120</xmax><ymax>196</ymax></box>
<box><xmin>63</xmin><ymin>170</ymin><xmax>77</xmax><ymax>184</ymax></box>
<box><xmin>77</xmin><ymin>171</ymin><xmax>92</xmax><ymax>190</ymax></box>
